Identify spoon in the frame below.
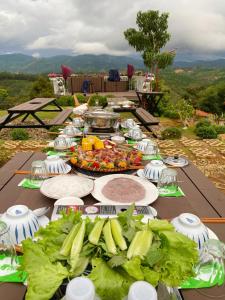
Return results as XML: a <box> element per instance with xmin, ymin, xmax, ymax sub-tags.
<box><xmin>33</xmin><ymin>207</ymin><xmax>50</xmax><ymax>217</ymax></box>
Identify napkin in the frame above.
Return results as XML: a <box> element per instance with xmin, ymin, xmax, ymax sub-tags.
<box><xmin>18</xmin><ymin>178</ymin><xmax>43</xmax><ymax>189</ymax></box>
<box><xmin>142</xmin><ymin>154</ymin><xmax>162</xmax><ymax>161</ymax></box>
<box><xmin>0</xmin><ymin>254</ymin><xmax>27</xmax><ymax>283</ymax></box>
<box><xmin>159</xmin><ymin>186</ymin><xmax>185</xmax><ymax>197</ymax></box>
<box><xmin>46</xmin><ymin>150</ymin><xmax>67</xmax><ymax>156</ymax></box>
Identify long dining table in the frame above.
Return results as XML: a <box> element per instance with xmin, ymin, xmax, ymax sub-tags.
<box><xmin>0</xmin><ymin>151</ymin><xmax>225</xmax><ymax>300</ymax></box>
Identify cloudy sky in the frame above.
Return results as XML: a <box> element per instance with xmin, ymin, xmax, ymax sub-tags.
<box><xmin>1</xmin><ymin>0</ymin><xmax>225</xmax><ymax>60</ymax></box>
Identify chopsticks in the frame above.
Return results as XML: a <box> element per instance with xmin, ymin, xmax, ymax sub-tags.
<box><xmin>15</xmin><ymin>170</ymin><xmax>62</xmax><ymax>176</ymax></box>
<box><xmin>200</xmin><ymin>218</ymin><xmax>225</xmax><ymax>224</ymax></box>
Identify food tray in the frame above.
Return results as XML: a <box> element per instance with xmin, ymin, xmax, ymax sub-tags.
<box><xmin>71</xmin><ymin>162</ymin><xmax>143</xmax><ymax>173</ymax></box>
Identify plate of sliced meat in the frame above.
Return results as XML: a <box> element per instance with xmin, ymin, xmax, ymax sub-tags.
<box><xmin>92</xmin><ymin>174</ymin><xmax>159</xmax><ymax>205</ymax></box>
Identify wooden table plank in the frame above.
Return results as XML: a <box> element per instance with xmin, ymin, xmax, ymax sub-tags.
<box><xmin>0</xmin><ymin>152</ymin><xmax>34</xmax><ymax>191</ymax></box>
<box><xmin>8</xmin><ymin>98</ymin><xmax>56</xmax><ymax>112</ymax></box>
<box><xmin>0</xmin><ymin>152</ymin><xmax>225</xmax><ymax>300</ymax></box>
<box><xmin>182</xmin><ymin>163</ymin><xmax>225</xmax><ymax>216</ymax></box>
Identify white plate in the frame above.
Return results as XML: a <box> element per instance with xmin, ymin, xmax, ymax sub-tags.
<box><xmin>92</xmin><ymin>174</ymin><xmax>159</xmax><ymax>205</ymax></box>
<box><xmin>48</xmin><ymin>141</ymin><xmax>77</xmax><ymax>148</ymax></box>
<box><xmin>40</xmin><ymin>175</ymin><xmax>94</xmax><ymax>200</ymax></box>
<box><xmin>124</xmin><ymin>133</ymin><xmax>147</xmax><ymax>139</ymax></box>
<box><xmin>137</xmin><ymin>169</ymin><xmax>158</xmax><ymax>183</ymax></box>
<box><xmin>54</xmin><ymin>197</ymin><xmax>84</xmax><ymax>206</ymax></box>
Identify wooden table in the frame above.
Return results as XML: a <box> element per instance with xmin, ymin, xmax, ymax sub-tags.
<box><xmin>136</xmin><ymin>91</ymin><xmax>164</xmax><ymax>115</ymax></box>
<box><xmin>0</xmin><ymin>152</ymin><xmax>225</xmax><ymax>300</ymax></box>
<box><xmin>0</xmin><ymin>98</ymin><xmax>72</xmax><ymax>129</ymax></box>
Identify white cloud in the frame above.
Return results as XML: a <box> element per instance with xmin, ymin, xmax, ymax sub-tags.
<box><xmin>0</xmin><ymin>0</ymin><xmax>225</xmax><ymax>58</ymax></box>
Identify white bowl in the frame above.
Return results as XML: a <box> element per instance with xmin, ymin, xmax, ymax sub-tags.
<box><xmin>72</xmin><ymin>117</ymin><xmax>84</xmax><ymax>127</ymax></box>
<box><xmin>143</xmin><ymin>160</ymin><xmax>167</xmax><ymax>182</ymax></box>
<box><xmin>44</xmin><ymin>155</ymin><xmax>71</xmax><ymax>174</ymax></box>
<box><xmin>128</xmin><ymin>127</ymin><xmax>143</xmax><ymax>141</ymax></box>
<box><xmin>122</xmin><ymin>119</ymin><xmax>137</xmax><ymax>129</ymax></box>
<box><xmin>136</xmin><ymin>139</ymin><xmax>158</xmax><ymax>155</ymax></box>
<box><xmin>171</xmin><ymin>213</ymin><xmax>209</xmax><ymax>250</ymax></box>
<box><xmin>63</xmin><ymin>126</ymin><xmax>81</xmax><ymax>137</ymax></box>
<box><xmin>0</xmin><ymin>205</ymin><xmax>40</xmax><ymax>244</ymax></box>
<box><xmin>111</xmin><ymin>135</ymin><xmax>125</xmax><ymax>144</ymax></box>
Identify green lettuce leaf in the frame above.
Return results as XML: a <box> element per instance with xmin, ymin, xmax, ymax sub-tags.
<box><xmin>88</xmin><ymin>258</ymin><xmax>134</xmax><ymax>300</ymax></box>
<box><xmin>154</xmin><ymin>231</ymin><xmax>199</xmax><ymax>287</ymax></box>
<box><xmin>147</xmin><ymin>219</ymin><xmax>174</xmax><ymax>232</ymax></box>
<box><xmin>141</xmin><ymin>266</ymin><xmax>160</xmax><ymax>287</ymax></box>
<box><xmin>22</xmin><ymin>239</ymin><xmax>68</xmax><ymax>300</ymax></box>
<box><xmin>122</xmin><ymin>257</ymin><xmax>144</xmax><ymax>280</ymax></box>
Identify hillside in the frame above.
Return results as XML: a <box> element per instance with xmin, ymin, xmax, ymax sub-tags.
<box><xmin>1</xmin><ymin>53</ymin><xmax>225</xmax><ymax>74</ymax></box>
<box><xmin>0</xmin><ymin>54</ymin><xmax>145</xmax><ymax>73</ymax></box>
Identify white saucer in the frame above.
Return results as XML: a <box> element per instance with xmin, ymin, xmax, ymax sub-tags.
<box><xmin>54</xmin><ymin>197</ymin><xmax>84</xmax><ymax>206</ymax></box>
<box><xmin>48</xmin><ymin>141</ymin><xmax>77</xmax><ymax>148</ymax></box>
<box><xmin>136</xmin><ymin>169</ymin><xmax>158</xmax><ymax>183</ymax></box>
<box><xmin>124</xmin><ymin>133</ymin><xmax>147</xmax><ymax>140</ymax></box>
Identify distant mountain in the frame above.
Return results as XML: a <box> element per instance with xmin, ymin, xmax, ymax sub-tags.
<box><xmin>1</xmin><ymin>53</ymin><xmax>225</xmax><ymax>74</ymax></box>
<box><xmin>0</xmin><ymin>54</ymin><xmax>145</xmax><ymax>73</ymax></box>
<box><xmin>173</xmin><ymin>59</ymin><xmax>225</xmax><ymax>68</ymax></box>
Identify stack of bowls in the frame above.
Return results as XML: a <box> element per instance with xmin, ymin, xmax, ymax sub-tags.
<box><xmin>136</xmin><ymin>139</ymin><xmax>158</xmax><ymax>155</ymax></box>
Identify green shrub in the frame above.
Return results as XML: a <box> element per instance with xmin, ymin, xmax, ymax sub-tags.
<box><xmin>49</xmin><ymin>125</ymin><xmax>62</xmax><ymax>132</ymax></box>
<box><xmin>56</xmin><ymin>95</ymin><xmax>74</xmax><ymax>106</ymax></box>
<box><xmin>195</xmin><ymin>119</ymin><xmax>211</xmax><ymax>129</ymax></box>
<box><xmin>161</xmin><ymin>127</ymin><xmax>182</xmax><ymax>140</ymax></box>
<box><xmin>88</xmin><ymin>94</ymin><xmax>107</xmax><ymax>107</ymax></box>
<box><xmin>213</xmin><ymin>125</ymin><xmax>225</xmax><ymax>134</ymax></box>
<box><xmin>195</xmin><ymin>126</ymin><xmax>217</xmax><ymax>139</ymax></box>
<box><xmin>11</xmin><ymin>128</ymin><xmax>29</xmax><ymax>140</ymax></box>
<box><xmin>76</xmin><ymin>93</ymin><xmax>87</xmax><ymax>104</ymax></box>
<box><xmin>163</xmin><ymin>109</ymin><xmax>179</xmax><ymax>119</ymax></box>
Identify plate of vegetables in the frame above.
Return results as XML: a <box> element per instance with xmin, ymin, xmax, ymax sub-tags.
<box><xmin>21</xmin><ymin>205</ymin><xmax>199</xmax><ymax>300</ymax></box>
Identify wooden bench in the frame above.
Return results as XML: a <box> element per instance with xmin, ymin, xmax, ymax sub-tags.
<box><xmin>147</xmin><ymin>125</ymin><xmax>163</xmax><ymax>138</ymax></box>
<box><xmin>49</xmin><ymin>108</ymin><xmax>73</xmax><ymax>126</ymax></box>
<box><xmin>0</xmin><ymin>113</ymin><xmax>20</xmax><ymax>125</ymax></box>
<box><xmin>133</xmin><ymin>108</ymin><xmax>159</xmax><ymax>126</ymax></box>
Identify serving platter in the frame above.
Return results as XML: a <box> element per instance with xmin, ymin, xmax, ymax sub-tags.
<box><xmin>40</xmin><ymin>175</ymin><xmax>94</xmax><ymax>199</ymax></box>
<box><xmin>92</xmin><ymin>174</ymin><xmax>159</xmax><ymax>205</ymax></box>
<box><xmin>72</xmin><ymin>162</ymin><xmax>143</xmax><ymax>173</ymax></box>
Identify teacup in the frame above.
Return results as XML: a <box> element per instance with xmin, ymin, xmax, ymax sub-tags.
<box><xmin>136</xmin><ymin>139</ymin><xmax>158</xmax><ymax>155</ymax></box>
<box><xmin>44</xmin><ymin>155</ymin><xmax>71</xmax><ymax>174</ymax></box>
<box><xmin>143</xmin><ymin>160</ymin><xmax>167</xmax><ymax>182</ymax></box>
<box><xmin>123</xmin><ymin>119</ymin><xmax>136</xmax><ymax>129</ymax></box>
<box><xmin>63</xmin><ymin>126</ymin><xmax>81</xmax><ymax>137</ymax></box>
<box><xmin>72</xmin><ymin>117</ymin><xmax>84</xmax><ymax>127</ymax></box>
<box><xmin>0</xmin><ymin>205</ymin><xmax>40</xmax><ymax>244</ymax></box>
<box><xmin>128</xmin><ymin>127</ymin><xmax>143</xmax><ymax>140</ymax></box>
<box><xmin>54</xmin><ymin>135</ymin><xmax>72</xmax><ymax>150</ymax></box>
<box><xmin>171</xmin><ymin>213</ymin><xmax>209</xmax><ymax>250</ymax></box>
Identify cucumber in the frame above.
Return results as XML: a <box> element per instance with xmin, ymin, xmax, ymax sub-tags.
<box><xmin>111</xmin><ymin>219</ymin><xmax>127</xmax><ymax>250</ymax></box>
<box><xmin>70</xmin><ymin>220</ymin><xmax>86</xmax><ymax>271</ymax></box>
<box><xmin>127</xmin><ymin>230</ymin><xmax>153</xmax><ymax>259</ymax></box>
<box><xmin>88</xmin><ymin>219</ymin><xmax>105</xmax><ymax>245</ymax></box>
<box><xmin>60</xmin><ymin>223</ymin><xmax>80</xmax><ymax>256</ymax></box>
<box><xmin>103</xmin><ymin>220</ymin><xmax>117</xmax><ymax>255</ymax></box>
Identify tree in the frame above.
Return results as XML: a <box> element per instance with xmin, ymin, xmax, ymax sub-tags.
<box><xmin>198</xmin><ymin>82</ymin><xmax>225</xmax><ymax>116</ymax></box>
<box><xmin>174</xmin><ymin>99</ymin><xmax>194</xmax><ymax>128</ymax></box>
<box><xmin>0</xmin><ymin>88</ymin><xmax>9</xmax><ymax>109</ymax></box>
<box><xmin>30</xmin><ymin>76</ymin><xmax>54</xmax><ymax>99</ymax></box>
<box><xmin>124</xmin><ymin>10</ymin><xmax>175</xmax><ymax>89</ymax></box>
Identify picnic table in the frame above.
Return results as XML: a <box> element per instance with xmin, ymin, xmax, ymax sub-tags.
<box><xmin>0</xmin><ymin>98</ymin><xmax>73</xmax><ymax>129</ymax></box>
<box><xmin>136</xmin><ymin>91</ymin><xmax>164</xmax><ymax>115</ymax></box>
<box><xmin>0</xmin><ymin>151</ymin><xmax>225</xmax><ymax>300</ymax></box>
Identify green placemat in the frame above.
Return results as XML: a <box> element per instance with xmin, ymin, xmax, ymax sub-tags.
<box><xmin>159</xmin><ymin>186</ymin><xmax>185</xmax><ymax>197</ymax></box>
<box><xmin>142</xmin><ymin>154</ymin><xmax>162</xmax><ymax>161</ymax></box>
<box><xmin>18</xmin><ymin>178</ymin><xmax>43</xmax><ymax>189</ymax></box>
<box><xmin>127</xmin><ymin>139</ymin><xmax>137</xmax><ymax>145</ymax></box>
<box><xmin>0</xmin><ymin>255</ymin><xmax>27</xmax><ymax>283</ymax></box>
<box><xmin>46</xmin><ymin>150</ymin><xmax>68</xmax><ymax>156</ymax></box>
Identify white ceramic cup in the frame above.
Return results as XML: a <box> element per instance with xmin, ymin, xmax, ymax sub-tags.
<box><xmin>73</xmin><ymin>117</ymin><xmax>84</xmax><ymax>127</ymax></box>
<box><xmin>63</xmin><ymin>126</ymin><xmax>81</xmax><ymax>137</ymax></box>
<box><xmin>66</xmin><ymin>277</ymin><xmax>95</xmax><ymax>300</ymax></box>
<box><xmin>136</xmin><ymin>139</ymin><xmax>158</xmax><ymax>155</ymax></box>
<box><xmin>128</xmin><ymin>127</ymin><xmax>143</xmax><ymax>140</ymax></box>
<box><xmin>0</xmin><ymin>205</ymin><xmax>40</xmax><ymax>244</ymax></box>
<box><xmin>128</xmin><ymin>281</ymin><xmax>157</xmax><ymax>300</ymax></box>
<box><xmin>171</xmin><ymin>213</ymin><xmax>209</xmax><ymax>250</ymax></box>
<box><xmin>143</xmin><ymin>160</ymin><xmax>167</xmax><ymax>182</ymax></box>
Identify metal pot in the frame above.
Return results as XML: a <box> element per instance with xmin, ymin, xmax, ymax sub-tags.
<box><xmin>84</xmin><ymin>109</ymin><xmax>119</xmax><ymax>129</ymax></box>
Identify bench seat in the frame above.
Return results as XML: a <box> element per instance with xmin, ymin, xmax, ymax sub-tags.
<box><xmin>134</xmin><ymin>108</ymin><xmax>159</xmax><ymax>125</ymax></box>
<box><xmin>49</xmin><ymin>108</ymin><xmax>73</xmax><ymax>126</ymax></box>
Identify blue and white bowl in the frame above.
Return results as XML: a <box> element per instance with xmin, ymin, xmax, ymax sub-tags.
<box><xmin>44</xmin><ymin>155</ymin><xmax>71</xmax><ymax>174</ymax></box>
<box><xmin>143</xmin><ymin>160</ymin><xmax>167</xmax><ymax>182</ymax></box>
<box><xmin>0</xmin><ymin>205</ymin><xmax>40</xmax><ymax>244</ymax></box>
<box><xmin>136</xmin><ymin>139</ymin><xmax>158</xmax><ymax>155</ymax></box>
<box><xmin>171</xmin><ymin>213</ymin><xmax>209</xmax><ymax>250</ymax></box>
